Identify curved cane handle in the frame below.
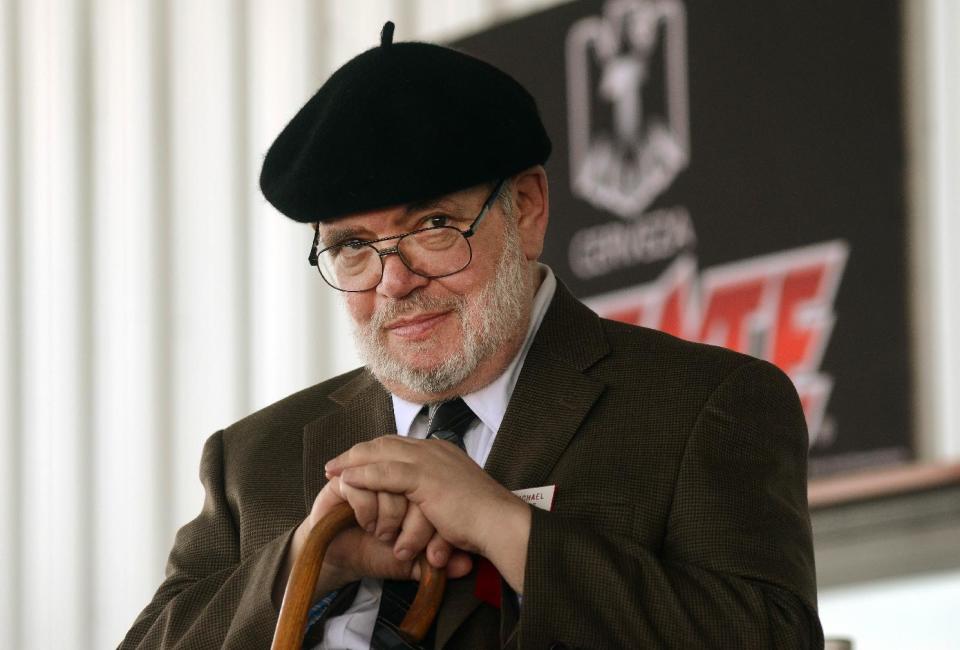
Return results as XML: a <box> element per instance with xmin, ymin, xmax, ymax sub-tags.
<box><xmin>271</xmin><ymin>501</ymin><xmax>446</xmax><ymax>650</ymax></box>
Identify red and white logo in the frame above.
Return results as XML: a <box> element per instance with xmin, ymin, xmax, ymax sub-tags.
<box><xmin>586</xmin><ymin>241</ymin><xmax>849</xmax><ymax>445</ymax></box>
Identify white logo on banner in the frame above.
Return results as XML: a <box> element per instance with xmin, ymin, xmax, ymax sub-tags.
<box><xmin>566</xmin><ymin>0</ymin><xmax>690</xmax><ymax>220</ymax></box>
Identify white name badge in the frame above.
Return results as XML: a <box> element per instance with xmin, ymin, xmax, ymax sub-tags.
<box><xmin>512</xmin><ymin>485</ymin><xmax>556</xmax><ymax>511</ymax></box>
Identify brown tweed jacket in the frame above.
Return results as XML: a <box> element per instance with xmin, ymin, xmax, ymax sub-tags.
<box><xmin>121</xmin><ymin>282</ymin><xmax>823</xmax><ymax>649</ymax></box>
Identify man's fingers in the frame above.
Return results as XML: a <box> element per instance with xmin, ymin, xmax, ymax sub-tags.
<box><xmin>424</xmin><ymin>531</ymin><xmax>454</xmax><ymax>569</ymax></box>
<box><xmin>340</xmin><ymin>481</ymin><xmax>379</xmax><ymax>533</ymax></box>
<box><xmin>340</xmin><ymin>461</ymin><xmax>420</xmax><ymax>497</ymax></box>
<box><xmin>393</xmin><ymin>504</ymin><xmax>435</xmax><ymax>562</ymax></box>
<box><xmin>444</xmin><ymin>550</ymin><xmax>473</xmax><ymax>579</ymax></box>
<box><xmin>309</xmin><ymin>476</ymin><xmax>346</xmax><ymax>523</ymax></box>
<box><xmin>325</xmin><ymin>435</ymin><xmax>421</xmax><ymax>475</ymax></box>
<box><xmin>375</xmin><ymin>492</ymin><xmax>407</xmax><ymax>541</ymax></box>
<box><xmin>408</xmin><ymin>549</ymin><xmax>472</xmax><ymax>582</ymax></box>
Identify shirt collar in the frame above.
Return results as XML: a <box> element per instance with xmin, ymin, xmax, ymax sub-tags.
<box><xmin>392</xmin><ymin>394</ymin><xmax>424</xmax><ymax>436</ymax></box>
<box><xmin>391</xmin><ymin>264</ymin><xmax>557</xmax><ymax>434</ymax></box>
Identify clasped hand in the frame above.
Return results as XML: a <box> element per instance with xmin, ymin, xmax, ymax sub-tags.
<box><xmin>275</xmin><ymin>436</ymin><xmax>531</xmax><ymax>606</ymax></box>
<box><xmin>326</xmin><ymin>435</ymin><xmax>531</xmax><ymax>592</ymax></box>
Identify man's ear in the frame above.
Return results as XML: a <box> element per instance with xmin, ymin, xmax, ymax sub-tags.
<box><xmin>511</xmin><ymin>166</ymin><xmax>549</xmax><ymax>261</ymax></box>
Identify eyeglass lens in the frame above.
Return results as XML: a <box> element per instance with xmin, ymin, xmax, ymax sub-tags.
<box><xmin>317</xmin><ymin>226</ymin><xmax>471</xmax><ymax>291</ymax></box>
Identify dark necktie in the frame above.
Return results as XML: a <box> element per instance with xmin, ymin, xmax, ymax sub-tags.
<box><xmin>425</xmin><ymin>398</ymin><xmax>475</xmax><ymax>451</ymax></box>
<box><xmin>369</xmin><ymin>399</ymin><xmax>476</xmax><ymax>650</ymax></box>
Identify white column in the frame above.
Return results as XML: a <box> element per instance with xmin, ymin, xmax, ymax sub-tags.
<box><xmin>167</xmin><ymin>0</ymin><xmax>247</xmax><ymax>525</ymax></box>
<box><xmin>906</xmin><ymin>0</ymin><xmax>960</xmax><ymax>461</ymax></box>
<box><xmin>929</xmin><ymin>0</ymin><xmax>960</xmax><ymax>459</ymax></box>
<box><xmin>89</xmin><ymin>0</ymin><xmax>168</xmax><ymax>646</ymax></box>
<box><xmin>246</xmin><ymin>0</ymin><xmax>329</xmax><ymax>411</ymax></box>
<box><xmin>17</xmin><ymin>0</ymin><xmax>89</xmax><ymax>647</ymax></box>
<box><xmin>0</xmin><ymin>3</ymin><xmax>21</xmax><ymax>648</ymax></box>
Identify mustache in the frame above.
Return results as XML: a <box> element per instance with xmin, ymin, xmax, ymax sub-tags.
<box><xmin>367</xmin><ymin>291</ymin><xmax>466</xmax><ymax>331</ymax></box>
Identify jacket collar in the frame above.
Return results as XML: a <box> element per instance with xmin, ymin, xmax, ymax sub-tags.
<box><xmin>301</xmin><ymin>370</ymin><xmax>394</xmax><ymax>510</ymax></box>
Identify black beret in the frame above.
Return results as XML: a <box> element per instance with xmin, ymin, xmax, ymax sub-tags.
<box><xmin>260</xmin><ymin>22</ymin><xmax>552</xmax><ymax>223</ymax></box>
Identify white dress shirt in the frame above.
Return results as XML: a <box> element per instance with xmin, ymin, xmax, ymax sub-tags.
<box><xmin>318</xmin><ymin>265</ymin><xmax>556</xmax><ymax>650</ymax></box>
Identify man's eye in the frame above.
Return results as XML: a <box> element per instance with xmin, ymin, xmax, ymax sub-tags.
<box><xmin>327</xmin><ymin>240</ymin><xmax>365</xmax><ymax>257</ymax></box>
<box><xmin>425</xmin><ymin>215</ymin><xmax>450</xmax><ymax>228</ymax></box>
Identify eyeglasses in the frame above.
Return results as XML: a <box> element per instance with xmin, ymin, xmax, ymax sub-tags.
<box><xmin>308</xmin><ymin>179</ymin><xmax>505</xmax><ymax>292</ymax></box>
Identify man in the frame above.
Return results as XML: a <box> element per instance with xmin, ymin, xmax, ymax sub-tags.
<box><xmin>122</xmin><ymin>22</ymin><xmax>823</xmax><ymax>649</ymax></box>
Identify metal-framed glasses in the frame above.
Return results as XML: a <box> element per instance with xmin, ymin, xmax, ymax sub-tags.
<box><xmin>308</xmin><ymin>179</ymin><xmax>505</xmax><ymax>292</ymax></box>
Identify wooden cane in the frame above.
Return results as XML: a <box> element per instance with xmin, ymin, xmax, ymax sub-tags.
<box><xmin>271</xmin><ymin>501</ymin><xmax>447</xmax><ymax>650</ymax></box>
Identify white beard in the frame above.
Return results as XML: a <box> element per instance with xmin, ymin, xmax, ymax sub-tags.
<box><xmin>351</xmin><ymin>223</ymin><xmax>528</xmax><ymax>397</ymax></box>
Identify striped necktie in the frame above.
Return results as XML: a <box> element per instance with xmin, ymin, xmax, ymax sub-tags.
<box><xmin>369</xmin><ymin>399</ymin><xmax>476</xmax><ymax>650</ymax></box>
<box><xmin>425</xmin><ymin>398</ymin><xmax>475</xmax><ymax>451</ymax></box>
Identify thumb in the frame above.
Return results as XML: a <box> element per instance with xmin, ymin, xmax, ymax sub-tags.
<box><xmin>409</xmin><ymin>549</ymin><xmax>473</xmax><ymax>581</ymax></box>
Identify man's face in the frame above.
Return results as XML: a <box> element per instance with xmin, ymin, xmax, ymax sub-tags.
<box><xmin>318</xmin><ymin>183</ymin><xmax>533</xmax><ymax>399</ymax></box>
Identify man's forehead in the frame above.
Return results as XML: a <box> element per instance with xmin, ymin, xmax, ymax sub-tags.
<box><xmin>316</xmin><ymin>185</ymin><xmax>485</xmax><ymax>242</ymax></box>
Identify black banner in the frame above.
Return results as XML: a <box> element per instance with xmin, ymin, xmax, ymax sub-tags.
<box><xmin>455</xmin><ymin>0</ymin><xmax>911</xmax><ymax>476</ymax></box>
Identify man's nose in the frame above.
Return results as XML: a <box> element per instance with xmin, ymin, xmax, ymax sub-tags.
<box><xmin>376</xmin><ymin>251</ymin><xmax>429</xmax><ymax>298</ymax></box>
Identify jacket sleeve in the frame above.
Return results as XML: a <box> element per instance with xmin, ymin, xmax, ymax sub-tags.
<box><xmin>119</xmin><ymin>430</ymin><xmax>296</xmax><ymax>649</ymax></box>
<box><xmin>517</xmin><ymin>359</ymin><xmax>824</xmax><ymax>649</ymax></box>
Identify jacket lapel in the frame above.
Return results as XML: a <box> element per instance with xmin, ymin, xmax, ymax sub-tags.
<box><xmin>301</xmin><ymin>370</ymin><xmax>395</xmax><ymax>510</ymax></box>
<box><xmin>484</xmin><ymin>343</ymin><xmax>606</xmax><ymax>490</ymax></box>
<box><xmin>435</xmin><ymin>283</ymin><xmax>610</xmax><ymax>648</ymax></box>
